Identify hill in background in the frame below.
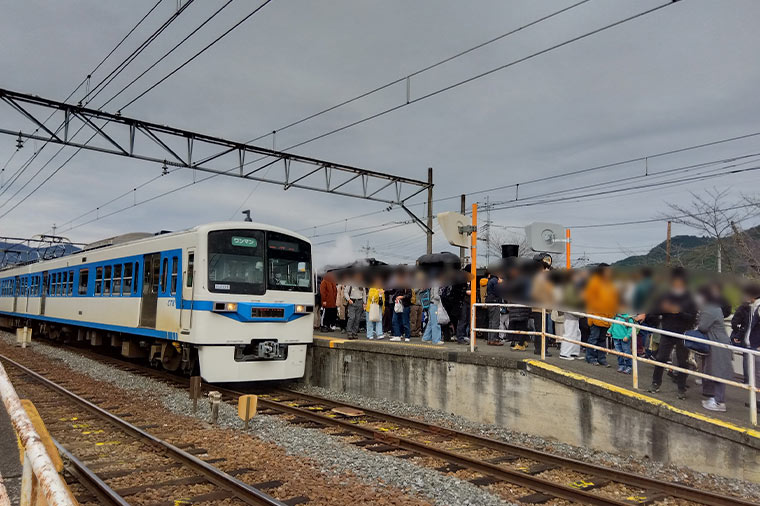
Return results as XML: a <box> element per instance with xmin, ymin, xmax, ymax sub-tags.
<box><xmin>613</xmin><ymin>225</ymin><xmax>760</xmax><ymax>273</ymax></box>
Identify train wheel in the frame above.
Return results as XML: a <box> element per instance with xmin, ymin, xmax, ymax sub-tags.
<box><xmin>161</xmin><ymin>342</ymin><xmax>182</xmax><ymax>372</ymax></box>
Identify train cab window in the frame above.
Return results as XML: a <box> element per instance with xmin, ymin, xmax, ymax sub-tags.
<box><xmin>104</xmin><ymin>265</ymin><xmax>112</xmax><ymax>296</ymax></box>
<box><xmin>161</xmin><ymin>258</ymin><xmax>168</xmax><ymax>294</ymax></box>
<box><xmin>207</xmin><ymin>230</ymin><xmax>265</xmax><ymax>295</ymax></box>
<box><xmin>79</xmin><ymin>269</ymin><xmax>89</xmax><ymax>295</ymax></box>
<box><xmin>170</xmin><ymin>257</ymin><xmax>178</xmax><ymax>295</ymax></box>
<box><xmin>113</xmin><ymin>264</ymin><xmax>122</xmax><ymax>295</ymax></box>
<box><xmin>123</xmin><ymin>263</ymin><xmax>133</xmax><ymax>294</ymax></box>
<box><xmin>95</xmin><ymin>267</ymin><xmax>103</xmax><ymax>295</ymax></box>
<box><xmin>186</xmin><ymin>252</ymin><xmax>194</xmax><ymax>288</ymax></box>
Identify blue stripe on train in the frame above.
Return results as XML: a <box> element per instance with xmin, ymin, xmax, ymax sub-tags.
<box><xmin>0</xmin><ymin>310</ymin><xmax>179</xmax><ymax>341</ymax></box>
<box><xmin>181</xmin><ymin>300</ymin><xmax>308</xmax><ymax>322</ymax></box>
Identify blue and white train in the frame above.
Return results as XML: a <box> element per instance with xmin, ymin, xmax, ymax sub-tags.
<box><xmin>0</xmin><ymin>222</ymin><xmax>314</xmax><ymax>382</ymax></box>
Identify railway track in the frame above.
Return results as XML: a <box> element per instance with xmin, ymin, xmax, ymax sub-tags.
<box><xmin>45</xmin><ymin>345</ymin><xmax>757</xmax><ymax>506</ymax></box>
<box><xmin>0</xmin><ymin>354</ymin><xmax>303</xmax><ymax>506</ymax></box>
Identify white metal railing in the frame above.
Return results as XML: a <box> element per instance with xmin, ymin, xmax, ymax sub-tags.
<box><xmin>472</xmin><ymin>303</ymin><xmax>760</xmax><ymax>426</ymax></box>
<box><xmin>0</xmin><ymin>361</ymin><xmax>76</xmax><ymax>506</ymax></box>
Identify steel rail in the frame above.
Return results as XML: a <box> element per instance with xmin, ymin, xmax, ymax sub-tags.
<box><xmin>54</xmin><ymin>440</ymin><xmax>130</xmax><ymax>506</ymax></box>
<box><xmin>275</xmin><ymin>389</ymin><xmax>757</xmax><ymax>506</ymax></box>
<box><xmin>0</xmin><ymin>354</ymin><xmax>287</xmax><ymax>506</ymax></box>
<box><xmin>30</xmin><ymin>343</ymin><xmax>758</xmax><ymax>506</ymax></box>
<box><xmin>245</xmin><ymin>389</ymin><xmax>629</xmax><ymax>506</ymax></box>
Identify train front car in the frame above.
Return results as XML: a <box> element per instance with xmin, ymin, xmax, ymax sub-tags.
<box><xmin>188</xmin><ymin>223</ymin><xmax>314</xmax><ymax>382</ymax></box>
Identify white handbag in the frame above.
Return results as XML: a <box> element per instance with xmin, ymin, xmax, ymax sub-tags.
<box><xmin>369</xmin><ymin>303</ymin><xmax>382</xmax><ymax>322</ymax></box>
<box><xmin>394</xmin><ymin>300</ymin><xmax>403</xmax><ymax>313</ymax></box>
<box><xmin>437</xmin><ymin>303</ymin><xmax>450</xmax><ymax>325</ymax></box>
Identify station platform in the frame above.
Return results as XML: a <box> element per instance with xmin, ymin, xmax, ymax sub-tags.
<box><xmin>0</xmin><ymin>406</ymin><xmax>21</xmax><ymax>503</ymax></box>
<box><xmin>306</xmin><ymin>332</ymin><xmax>760</xmax><ymax>481</ymax></box>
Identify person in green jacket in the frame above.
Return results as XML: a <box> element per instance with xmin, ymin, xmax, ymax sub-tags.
<box><xmin>610</xmin><ymin>313</ymin><xmax>635</xmax><ymax>374</ymax></box>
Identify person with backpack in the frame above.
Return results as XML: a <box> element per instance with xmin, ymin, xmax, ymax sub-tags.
<box><xmin>583</xmin><ymin>264</ymin><xmax>619</xmax><ymax>367</ymax></box>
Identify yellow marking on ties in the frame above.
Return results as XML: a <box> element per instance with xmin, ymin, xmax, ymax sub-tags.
<box><xmin>626</xmin><ymin>495</ymin><xmax>649</xmax><ymax>503</ymax></box>
<box><xmin>569</xmin><ymin>479</ymin><xmax>595</xmax><ymax>489</ymax></box>
<box><xmin>59</xmin><ymin>416</ymin><xmax>78</xmax><ymax>421</ymax></box>
<box><xmin>72</xmin><ymin>423</ymin><xmax>90</xmax><ymax>429</ymax></box>
<box><xmin>96</xmin><ymin>441</ymin><xmax>121</xmax><ymax>446</ymax></box>
<box><xmin>524</xmin><ymin>359</ymin><xmax>760</xmax><ymax>439</ymax></box>
<box><xmin>174</xmin><ymin>500</ymin><xmax>192</xmax><ymax>505</ymax></box>
<box><xmin>82</xmin><ymin>430</ymin><xmax>104</xmax><ymax>435</ymax></box>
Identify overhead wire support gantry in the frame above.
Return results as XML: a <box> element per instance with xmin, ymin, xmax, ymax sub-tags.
<box><xmin>0</xmin><ymin>88</ymin><xmax>433</xmax><ymax>232</ymax></box>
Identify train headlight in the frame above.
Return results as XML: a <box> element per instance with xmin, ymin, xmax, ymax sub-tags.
<box><xmin>213</xmin><ymin>302</ymin><xmax>238</xmax><ymax>312</ymax></box>
<box><xmin>295</xmin><ymin>304</ymin><xmax>308</xmax><ymax>314</ymax></box>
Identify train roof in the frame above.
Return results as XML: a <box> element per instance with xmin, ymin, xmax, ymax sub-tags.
<box><xmin>0</xmin><ymin>222</ymin><xmax>311</xmax><ymax>271</ymax></box>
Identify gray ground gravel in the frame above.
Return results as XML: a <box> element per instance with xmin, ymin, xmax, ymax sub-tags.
<box><xmin>292</xmin><ymin>384</ymin><xmax>760</xmax><ymax>500</ymax></box>
<box><xmin>0</xmin><ymin>334</ymin><xmax>511</xmax><ymax>506</ymax></box>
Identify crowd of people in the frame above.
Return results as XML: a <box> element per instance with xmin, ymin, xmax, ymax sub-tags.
<box><xmin>317</xmin><ymin>257</ymin><xmax>760</xmax><ymax>414</ymax></box>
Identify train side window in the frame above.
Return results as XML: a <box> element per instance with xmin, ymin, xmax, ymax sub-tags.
<box><xmin>54</xmin><ymin>273</ymin><xmax>59</xmax><ymax>296</ymax></box>
<box><xmin>186</xmin><ymin>252</ymin><xmax>194</xmax><ymax>288</ymax></box>
<box><xmin>68</xmin><ymin>270</ymin><xmax>74</xmax><ymax>296</ymax></box>
<box><xmin>170</xmin><ymin>257</ymin><xmax>178</xmax><ymax>295</ymax></box>
<box><xmin>123</xmin><ymin>263</ymin><xmax>133</xmax><ymax>294</ymax></box>
<box><xmin>133</xmin><ymin>262</ymin><xmax>139</xmax><ymax>294</ymax></box>
<box><xmin>60</xmin><ymin>273</ymin><xmax>66</xmax><ymax>296</ymax></box>
<box><xmin>113</xmin><ymin>264</ymin><xmax>122</xmax><ymax>295</ymax></box>
<box><xmin>104</xmin><ymin>265</ymin><xmax>112</xmax><ymax>296</ymax></box>
<box><xmin>79</xmin><ymin>269</ymin><xmax>89</xmax><ymax>295</ymax></box>
<box><xmin>95</xmin><ymin>267</ymin><xmax>103</xmax><ymax>295</ymax></box>
<box><xmin>161</xmin><ymin>257</ymin><xmax>168</xmax><ymax>294</ymax></box>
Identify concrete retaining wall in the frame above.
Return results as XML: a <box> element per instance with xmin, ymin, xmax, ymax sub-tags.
<box><xmin>304</xmin><ymin>341</ymin><xmax>760</xmax><ymax>482</ymax></box>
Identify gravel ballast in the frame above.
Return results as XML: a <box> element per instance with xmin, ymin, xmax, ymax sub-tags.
<box><xmin>291</xmin><ymin>384</ymin><xmax>760</xmax><ymax>501</ymax></box>
<box><xmin>0</xmin><ymin>333</ymin><xmax>510</xmax><ymax>506</ymax></box>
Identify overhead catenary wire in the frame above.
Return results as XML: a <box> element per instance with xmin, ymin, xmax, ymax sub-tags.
<box><xmin>81</xmin><ymin>0</ymin><xmax>196</xmax><ymax>106</ymax></box>
<box><xmin>5</xmin><ymin>0</ymin><xmax>267</xmax><ymax>227</ymax></box>
<box><xmin>0</xmin><ymin>0</ymin><xmax>181</xmax><ymax>209</ymax></box>
<box><xmin>119</xmin><ymin>0</ymin><xmax>275</xmax><ymax>109</ymax></box>
<box><xmin>50</xmin><ymin>0</ymin><xmax>679</xmax><ymax>233</ymax></box>
<box><xmin>100</xmin><ymin>0</ymin><xmax>238</xmax><ymax>110</ymax></box>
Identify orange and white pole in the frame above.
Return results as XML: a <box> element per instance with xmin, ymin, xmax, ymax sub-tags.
<box><xmin>469</xmin><ymin>203</ymin><xmax>477</xmax><ymax>353</ymax></box>
<box><xmin>565</xmin><ymin>228</ymin><xmax>571</xmax><ymax>269</ymax></box>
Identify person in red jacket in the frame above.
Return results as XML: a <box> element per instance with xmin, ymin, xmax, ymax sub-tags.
<box><xmin>319</xmin><ymin>272</ymin><xmax>338</xmax><ymax>332</ymax></box>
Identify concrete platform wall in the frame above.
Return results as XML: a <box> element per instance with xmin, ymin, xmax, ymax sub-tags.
<box><xmin>304</xmin><ymin>343</ymin><xmax>760</xmax><ymax>482</ymax></box>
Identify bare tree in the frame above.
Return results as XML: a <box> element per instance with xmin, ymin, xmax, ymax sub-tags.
<box><xmin>665</xmin><ymin>189</ymin><xmax>758</xmax><ymax>273</ymax></box>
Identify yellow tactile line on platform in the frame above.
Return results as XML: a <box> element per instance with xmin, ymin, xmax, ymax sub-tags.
<box><xmin>524</xmin><ymin>359</ymin><xmax>760</xmax><ymax>439</ymax></box>
<box><xmin>314</xmin><ymin>334</ymin><xmax>440</xmax><ymax>350</ymax></box>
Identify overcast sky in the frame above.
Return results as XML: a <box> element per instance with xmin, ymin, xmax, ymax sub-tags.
<box><xmin>1</xmin><ymin>0</ymin><xmax>759</xmax><ymax>267</ymax></box>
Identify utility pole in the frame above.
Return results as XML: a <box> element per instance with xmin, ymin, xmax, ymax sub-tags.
<box><xmin>426</xmin><ymin>167</ymin><xmax>433</xmax><ymax>254</ymax></box>
<box><xmin>665</xmin><ymin>221</ymin><xmax>672</xmax><ymax>266</ymax></box>
<box><xmin>717</xmin><ymin>245</ymin><xmax>722</xmax><ymax>273</ymax></box>
<box><xmin>483</xmin><ymin>196</ymin><xmax>491</xmax><ymax>266</ymax></box>
<box><xmin>459</xmin><ymin>194</ymin><xmax>466</xmax><ymax>264</ymax></box>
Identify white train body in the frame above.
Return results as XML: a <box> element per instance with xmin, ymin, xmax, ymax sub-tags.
<box><xmin>0</xmin><ymin>222</ymin><xmax>314</xmax><ymax>382</ymax></box>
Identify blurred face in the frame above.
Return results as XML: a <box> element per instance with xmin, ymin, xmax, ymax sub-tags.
<box><xmin>671</xmin><ymin>277</ymin><xmax>686</xmax><ymax>292</ymax></box>
<box><xmin>601</xmin><ymin>267</ymin><xmax>612</xmax><ymax>281</ymax></box>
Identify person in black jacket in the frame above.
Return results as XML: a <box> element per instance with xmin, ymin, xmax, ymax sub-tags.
<box><xmin>502</xmin><ymin>263</ymin><xmax>531</xmax><ymax>351</ymax></box>
<box><xmin>734</xmin><ymin>284</ymin><xmax>760</xmax><ymax>386</ymax></box>
<box><xmin>636</xmin><ymin>267</ymin><xmax>697</xmax><ymax>399</ymax></box>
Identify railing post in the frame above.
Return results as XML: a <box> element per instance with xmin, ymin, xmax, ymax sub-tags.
<box><xmin>749</xmin><ymin>353</ymin><xmax>757</xmax><ymax>426</ymax></box>
<box><xmin>20</xmin><ymin>450</ymin><xmax>32</xmax><ymax>506</ymax></box>
<box><xmin>631</xmin><ymin>327</ymin><xmax>638</xmax><ymax>390</ymax></box>
<box><xmin>540</xmin><ymin>307</ymin><xmax>546</xmax><ymax>361</ymax></box>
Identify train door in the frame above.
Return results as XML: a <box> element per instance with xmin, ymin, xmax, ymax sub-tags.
<box><xmin>40</xmin><ymin>272</ymin><xmax>48</xmax><ymax>315</ymax></box>
<box><xmin>12</xmin><ymin>276</ymin><xmax>19</xmax><ymax>312</ymax></box>
<box><xmin>180</xmin><ymin>248</ymin><xmax>195</xmax><ymax>330</ymax></box>
<box><xmin>139</xmin><ymin>253</ymin><xmax>161</xmax><ymax>327</ymax></box>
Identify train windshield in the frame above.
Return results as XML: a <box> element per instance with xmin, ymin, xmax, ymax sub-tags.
<box><xmin>267</xmin><ymin>231</ymin><xmax>312</xmax><ymax>292</ymax></box>
<box><xmin>207</xmin><ymin>230</ymin><xmax>311</xmax><ymax>294</ymax></box>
